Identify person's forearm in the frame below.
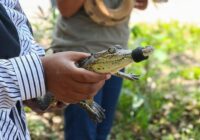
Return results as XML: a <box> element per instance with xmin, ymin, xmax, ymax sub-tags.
<box><xmin>56</xmin><ymin>0</ymin><xmax>85</xmax><ymax>18</ymax></box>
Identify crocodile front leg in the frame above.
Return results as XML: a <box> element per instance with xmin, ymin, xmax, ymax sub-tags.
<box><xmin>114</xmin><ymin>71</ymin><xmax>140</xmax><ymax>81</ymax></box>
<box><xmin>77</xmin><ymin>99</ymin><xmax>105</xmax><ymax>123</ymax></box>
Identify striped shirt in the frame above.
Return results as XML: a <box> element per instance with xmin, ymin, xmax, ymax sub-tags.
<box><xmin>0</xmin><ymin>0</ymin><xmax>46</xmax><ymax>139</ymax></box>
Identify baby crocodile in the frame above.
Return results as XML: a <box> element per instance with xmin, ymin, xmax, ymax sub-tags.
<box><xmin>35</xmin><ymin>45</ymin><xmax>154</xmax><ymax>123</ymax></box>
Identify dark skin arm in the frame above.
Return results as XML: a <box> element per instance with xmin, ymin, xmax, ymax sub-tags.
<box><xmin>57</xmin><ymin>0</ymin><xmax>148</xmax><ymax>18</ymax></box>
<box><xmin>56</xmin><ymin>0</ymin><xmax>85</xmax><ymax>18</ymax></box>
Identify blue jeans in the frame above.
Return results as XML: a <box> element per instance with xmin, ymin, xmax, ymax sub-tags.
<box><xmin>64</xmin><ymin>75</ymin><xmax>123</xmax><ymax>140</ymax></box>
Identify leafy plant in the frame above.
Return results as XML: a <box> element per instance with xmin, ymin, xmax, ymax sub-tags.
<box><xmin>111</xmin><ymin>22</ymin><xmax>200</xmax><ymax>140</ymax></box>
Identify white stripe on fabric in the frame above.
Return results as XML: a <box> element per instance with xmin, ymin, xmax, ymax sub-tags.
<box><xmin>0</xmin><ymin>0</ymin><xmax>46</xmax><ymax>139</ymax></box>
<box><xmin>10</xmin><ymin>54</ymin><xmax>46</xmax><ymax>100</ymax></box>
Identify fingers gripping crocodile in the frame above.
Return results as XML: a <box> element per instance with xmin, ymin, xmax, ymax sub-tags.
<box><xmin>36</xmin><ymin>45</ymin><xmax>154</xmax><ymax>123</ymax></box>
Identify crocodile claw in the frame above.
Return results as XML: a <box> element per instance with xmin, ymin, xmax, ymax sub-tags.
<box><xmin>129</xmin><ymin>73</ymin><xmax>140</xmax><ymax>80</ymax></box>
<box><xmin>114</xmin><ymin>71</ymin><xmax>140</xmax><ymax>81</ymax></box>
<box><xmin>78</xmin><ymin>101</ymin><xmax>105</xmax><ymax>123</ymax></box>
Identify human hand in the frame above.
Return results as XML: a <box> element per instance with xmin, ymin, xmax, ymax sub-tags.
<box><xmin>41</xmin><ymin>52</ymin><xmax>110</xmax><ymax>104</ymax></box>
<box><xmin>134</xmin><ymin>0</ymin><xmax>148</xmax><ymax>10</ymax></box>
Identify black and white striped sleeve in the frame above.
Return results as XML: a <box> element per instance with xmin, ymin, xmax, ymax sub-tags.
<box><xmin>0</xmin><ymin>53</ymin><xmax>46</xmax><ymax>109</ymax></box>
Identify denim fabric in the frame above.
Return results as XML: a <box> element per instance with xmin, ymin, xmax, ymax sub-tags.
<box><xmin>64</xmin><ymin>75</ymin><xmax>123</xmax><ymax>140</ymax></box>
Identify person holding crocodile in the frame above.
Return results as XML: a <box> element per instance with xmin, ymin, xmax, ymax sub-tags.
<box><xmin>52</xmin><ymin>0</ymin><xmax>149</xmax><ymax>139</ymax></box>
<box><xmin>0</xmin><ymin>0</ymin><xmax>110</xmax><ymax>139</ymax></box>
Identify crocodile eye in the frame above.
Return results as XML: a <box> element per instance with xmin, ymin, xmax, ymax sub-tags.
<box><xmin>108</xmin><ymin>47</ymin><xmax>117</xmax><ymax>54</ymax></box>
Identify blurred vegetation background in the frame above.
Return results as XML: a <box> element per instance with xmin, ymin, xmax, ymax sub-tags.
<box><xmin>26</xmin><ymin>8</ymin><xmax>200</xmax><ymax>140</ymax></box>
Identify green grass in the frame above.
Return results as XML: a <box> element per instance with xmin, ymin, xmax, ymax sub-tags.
<box><xmin>111</xmin><ymin>21</ymin><xmax>200</xmax><ymax>140</ymax></box>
